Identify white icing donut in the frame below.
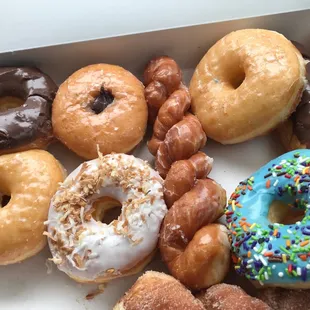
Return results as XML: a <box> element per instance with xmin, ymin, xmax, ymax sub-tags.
<box><xmin>46</xmin><ymin>153</ymin><xmax>167</xmax><ymax>283</ymax></box>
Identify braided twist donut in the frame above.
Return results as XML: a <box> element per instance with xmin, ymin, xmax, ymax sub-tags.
<box><xmin>148</xmin><ymin>88</ymin><xmax>191</xmax><ymax>156</ymax></box>
<box><xmin>164</xmin><ymin>152</ymin><xmax>213</xmax><ymax>208</ymax></box>
<box><xmin>144</xmin><ymin>56</ymin><xmax>184</xmax><ymax>124</ymax></box>
<box><xmin>144</xmin><ymin>57</ymin><xmax>207</xmax><ymax>178</ymax></box>
<box><xmin>155</xmin><ymin>114</ymin><xmax>206</xmax><ymax>178</ymax></box>
<box><xmin>159</xmin><ymin>179</ymin><xmax>230</xmax><ymax>290</ymax></box>
<box><xmin>144</xmin><ymin>56</ymin><xmax>229</xmax><ymax>290</ymax></box>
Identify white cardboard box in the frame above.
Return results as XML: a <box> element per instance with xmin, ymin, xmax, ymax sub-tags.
<box><xmin>0</xmin><ymin>9</ymin><xmax>309</xmax><ymax>310</ymax></box>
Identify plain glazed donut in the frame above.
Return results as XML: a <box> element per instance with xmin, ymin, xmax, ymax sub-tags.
<box><xmin>52</xmin><ymin>64</ymin><xmax>148</xmax><ymax>159</ymax></box>
<box><xmin>0</xmin><ymin>150</ymin><xmax>64</xmax><ymax>265</ymax></box>
<box><xmin>0</xmin><ymin>67</ymin><xmax>58</xmax><ymax>154</ymax></box>
<box><xmin>113</xmin><ymin>271</ymin><xmax>205</xmax><ymax>310</ymax></box>
<box><xmin>190</xmin><ymin>29</ymin><xmax>306</xmax><ymax>144</ymax></box>
<box><xmin>47</xmin><ymin>153</ymin><xmax>167</xmax><ymax>283</ymax></box>
<box><xmin>197</xmin><ymin>283</ymin><xmax>271</xmax><ymax>310</ymax></box>
<box><xmin>226</xmin><ymin>150</ymin><xmax>310</xmax><ymax>288</ymax></box>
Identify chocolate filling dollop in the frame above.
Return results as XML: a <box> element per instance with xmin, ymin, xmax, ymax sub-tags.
<box><xmin>0</xmin><ymin>67</ymin><xmax>57</xmax><ymax>150</ymax></box>
<box><xmin>291</xmin><ymin>42</ymin><xmax>310</xmax><ymax>147</ymax></box>
<box><xmin>91</xmin><ymin>87</ymin><xmax>114</xmax><ymax>114</ymax></box>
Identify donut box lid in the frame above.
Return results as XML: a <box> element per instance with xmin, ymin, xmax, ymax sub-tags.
<box><xmin>0</xmin><ymin>8</ymin><xmax>309</xmax><ymax>310</ymax></box>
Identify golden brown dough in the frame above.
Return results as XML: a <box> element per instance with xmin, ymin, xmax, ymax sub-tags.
<box><xmin>0</xmin><ymin>150</ymin><xmax>65</xmax><ymax>265</ymax></box>
<box><xmin>190</xmin><ymin>29</ymin><xmax>306</xmax><ymax>144</ymax></box>
<box><xmin>53</xmin><ymin>64</ymin><xmax>147</xmax><ymax>159</ymax></box>
<box><xmin>113</xmin><ymin>271</ymin><xmax>205</xmax><ymax>310</ymax></box>
<box><xmin>144</xmin><ymin>56</ymin><xmax>184</xmax><ymax>123</ymax></box>
<box><xmin>198</xmin><ymin>284</ymin><xmax>271</xmax><ymax>310</ymax></box>
<box><xmin>155</xmin><ymin>113</ymin><xmax>206</xmax><ymax>178</ymax></box>
<box><xmin>159</xmin><ymin>179</ymin><xmax>230</xmax><ymax>290</ymax></box>
<box><xmin>258</xmin><ymin>288</ymin><xmax>310</xmax><ymax>310</ymax></box>
<box><xmin>164</xmin><ymin>152</ymin><xmax>213</xmax><ymax>208</ymax></box>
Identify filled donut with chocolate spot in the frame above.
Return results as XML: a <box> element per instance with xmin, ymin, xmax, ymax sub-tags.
<box><xmin>0</xmin><ymin>67</ymin><xmax>57</xmax><ymax>154</ymax></box>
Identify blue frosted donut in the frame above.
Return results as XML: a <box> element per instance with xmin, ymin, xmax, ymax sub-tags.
<box><xmin>226</xmin><ymin>150</ymin><xmax>310</xmax><ymax>288</ymax></box>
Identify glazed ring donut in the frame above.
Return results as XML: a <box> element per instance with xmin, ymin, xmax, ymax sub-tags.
<box><xmin>190</xmin><ymin>29</ymin><xmax>306</xmax><ymax>144</ymax></box>
<box><xmin>47</xmin><ymin>153</ymin><xmax>167</xmax><ymax>283</ymax></box>
<box><xmin>0</xmin><ymin>150</ymin><xmax>64</xmax><ymax>265</ymax></box>
<box><xmin>226</xmin><ymin>149</ymin><xmax>310</xmax><ymax>288</ymax></box>
<box><xmin>0</xmin><ymin>67</ymin><xmax>57</xmax><ymax>154</ymax></box>
<box><xmin>52</xmin><ymin>64</ymin><xmax>148</xmax><ymax>159</ymax></box>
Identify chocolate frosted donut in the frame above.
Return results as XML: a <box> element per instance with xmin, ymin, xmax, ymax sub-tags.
<box><xmin>277</xmin><ymin>43</ymin><xmax>310</xmax><ymax>151</ymax></box>
<box><xmin>0</xmin><ymin>67</ymin><xmax>57</xmax><ymax>154</ymax></box>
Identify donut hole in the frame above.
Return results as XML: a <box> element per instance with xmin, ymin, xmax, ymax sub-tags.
<box><xmin>0</xmin><ymin>195</ymin><xmax>11</xmax><ymax>208</ymax></box>
<box><xmin>90</xmin><ymin>87</ymin><xmax>114</xmax><ymax>114</ymax></box>
<box><xmin>0</xmin><ymin>96</ymin><xmax>24</xmax><ymax>112</ymax></box>
<box><xmin>92</xmin><ymin>196</ymin><xmax>122</xmax><ymax>224</ymax></box>
<box><xmin>227</xmin><ymin>69</ymin><xmax>245</xmax><ymax>89</ymax></box>
<box><xmin>268</xmin><ymin>200</ymin><xmax>305</xmax><ymax>225</ymax></box>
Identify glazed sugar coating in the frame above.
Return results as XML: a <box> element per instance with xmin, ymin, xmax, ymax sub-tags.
<box><xmin>226</xmin><ymin>149</ymin><xmax>310</xmax><ymax>288</ymax></box>
<box><xmin>197</xmin><ymin>283</ymin><xmax>271</xmax><ymax>310</ymax></box>
<box><xmin>258</xmin><ymin>287</ymin><xmax>310</xmax><ymax>310</ymax></box>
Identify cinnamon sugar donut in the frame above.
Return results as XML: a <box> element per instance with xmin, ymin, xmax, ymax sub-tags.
<box><xmin>0</xmin><ymin>150</ymin><xmax>64</xmax><ymax>265</ymax></box>
<box><xmin>198</xmin><ymin>284</ymin><xmax>271</xmax><ymax>310</ymax></box>
<box><xmin>47</xmin><ymin>153</ymin><xmax>167</xmax><ymax>283</ymax></box>
<box><xmin>190</xmin><ymin>29</ymin><xmax>306</xmax><ymax>144</ymax></box>
<box><xmin>114</xmin><ymin>271</ymin><xmax>205</xmax><ymax>310</ymax></box>
<box><xmin>52</xmin><ymin>64</ymin><xmax>147</xmax><ymax>159</ymax></box>
<box><xmin>258</xmin><ymin>287</ymin><xmax>310</xmax><ymax>310</ymax></box>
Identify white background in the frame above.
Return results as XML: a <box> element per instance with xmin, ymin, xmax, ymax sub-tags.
<box><xmin>1</xmin><ymin>0</ymin><xmax>310</xmax><ymax>52</ymax></box>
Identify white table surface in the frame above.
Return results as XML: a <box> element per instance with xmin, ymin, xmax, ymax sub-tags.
<box><xmin>1</xmin><ymin>0</ymin><xmax>310</xmax><ymax>53</ymax></box>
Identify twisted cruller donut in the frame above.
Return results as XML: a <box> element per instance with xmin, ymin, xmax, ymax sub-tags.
<box><xmin>144</xmin><ymin>56</ymin><xmax>206</xmax><ymax>178</ymax></box>
<box><xmin>159</xmin><ymin>161</ymin><xmax>230</xmax><ymax>290</ymax></box>
<box><xmin>114</xmin><ymin>271</ymin><xmax>270</xmax><ymax>310</ymax></box>
<box><xmin>145</xmin><ymin>56</ymin><xmax>230</xmax><ymax>290</ymax></box>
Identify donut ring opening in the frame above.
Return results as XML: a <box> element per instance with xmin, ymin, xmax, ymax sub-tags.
<box><xmin>90</xmin><ymin>87</ymin><xmax>114</xmax><ymax>114</ymax></box>
<box><xmin>0</xmin><ymin>194</ymin><xmax>11</xmax><ymax>208</ymax></box>
<box><xmin>268</xmin><ymin>200</ymin><xmax>305</xmax><ymax>225</ymax></box>
<box><xmin>220</xmin><ymin>57</ymin><xmax>246</xmax><ymax>90</ymax></box>
<box><xmin>0</xmin><ymin>96</ymin><xmax>24</xmax><ymax>112</ymax></box>
<box><xmin>92</xmin><ymin>196</ymin><xmax>122</xmax><ymax>224</ymax></box>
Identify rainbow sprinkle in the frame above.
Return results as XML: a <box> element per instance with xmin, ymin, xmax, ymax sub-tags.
<box><xmin>226</xmin><ymin>151</ymin><xmax>310</xmax><ymax>285</ymax></box>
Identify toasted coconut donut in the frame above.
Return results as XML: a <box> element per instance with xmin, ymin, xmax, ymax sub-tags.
<box><xmin>0</xmin><ymin>150</ymin><xmax>64</xmax><ymax>265</ymax></box>
<box><xmin>52</xmin><ymin>64</ymin><xmax>147</xmax><ymax>159</ymax></box>
<box><xmin>190</xmin><ymin>29</ymin><xmax>306</xmax><ymax>144</ymax></box>
<box><xmin>47</xmin><ymin>153</ymin><xmax>167</xmax><ymax>283</ymax></box>
<box><xmin>114</xmin><ymin>271</ymin><xmax>205</xmax><ymax>310</ymax></box>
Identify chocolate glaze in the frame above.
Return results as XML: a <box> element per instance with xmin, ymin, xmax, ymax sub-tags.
<box><xmin>0</xmin><ymin>67</ymin><xmax>57</xmax><ymax>150</ymax></box>
<box><xmin>91</xmin><ymin>87</ymin><xmax>114</xmax><ymax>114</ymax></box>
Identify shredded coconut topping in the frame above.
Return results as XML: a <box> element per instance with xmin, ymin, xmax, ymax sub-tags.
<box><xmin>47</xmin><ymin>153</ymin><xmax>167</xmax><ymax>281</ymax></box>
